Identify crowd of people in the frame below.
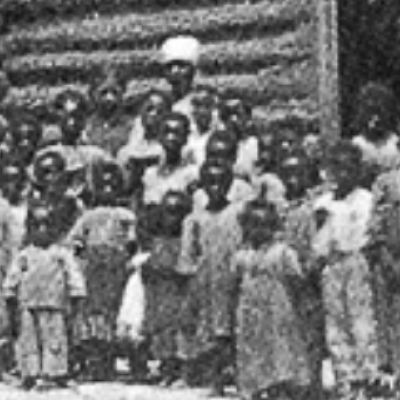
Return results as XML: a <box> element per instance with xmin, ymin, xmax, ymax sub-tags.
<box><xmin>1</xmin><ymin>34</ymin><xmax>400</xmax><ymax>400</ymax></box>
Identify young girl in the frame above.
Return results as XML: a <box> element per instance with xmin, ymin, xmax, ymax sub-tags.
<box><xmin>312</xmin><ymin>141</ymin><xmax>380</xmax><ymax>397</ymax></box>
<box><xmin>234</xmin><ymin>198</ymin><xmax>312</xmax><ymax>400</ymax></box>
<box><xmin>178</xmin><ymin>159</ymin><xmax>243</xmax><ymax>395</ymax></box>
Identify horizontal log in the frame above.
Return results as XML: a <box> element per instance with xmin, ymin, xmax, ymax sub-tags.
<box><xmin>1</xmin><ymin>0</ymin><xmax>250</xmax><ymax>29</ymax></box>
<box><xmin>4</xmin><ymin>60</ymin><xmax>317</xmax><ymax>109</ymax></box>
<box><xmin>6</xmin><ymin>26</ymin><xmax>314</xmax><ymax>85</ymax></box>
<box><xmin>4</xmin><ymin>0</ymin><xmax>314</xmax><ymax>56</ymax></box>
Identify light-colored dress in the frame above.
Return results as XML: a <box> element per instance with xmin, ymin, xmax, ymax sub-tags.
<box><xmin>312</xmin><ymin>188</ymin><xmax>380</xmax><ymax>389</ymax></box>
<box><xmin>177</xmin><ymin>202</ymin><xmax>243</xmax><ymax>359</ymax></box>
<box><xmin>66</xmin><ymin>206</ymin><xmax>136</xmax><ymax>343</ymax></box>
<box><xmin>234</xmin><ymin>243</ymin><xmax>312</xmax><ymax>400</ymax></box>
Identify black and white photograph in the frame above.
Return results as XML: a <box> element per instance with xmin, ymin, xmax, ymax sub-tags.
<box><xmin>0</xmin><ymin>1</ymin><xmax>399</xmax><ymax>399</ymax></box>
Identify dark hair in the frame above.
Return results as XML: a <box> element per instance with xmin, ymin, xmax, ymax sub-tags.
<box><xmin>352</xmin><ymin>82</ymin><xmax>398</xmax><ymax>134</ymax></box>
<box><xmin>161</xmin><ymin>111</ymin><xmax>191</xmax><ymax>135</ymax></box>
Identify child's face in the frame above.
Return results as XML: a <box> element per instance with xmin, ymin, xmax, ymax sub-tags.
<box><xmin>141</xmin><ymin>93</ymin><xmax>169</xmax><ymax>135</ymax></box>
<box><xmin>60</xmin><ymin>114</ymin><xmax>85</xmax><ymax>144</ymax></box>
<box><xmin>96</xmin><ymin>84</ymin><xmax>123</xmax><ymax>116</ymax></box>
<box><xmin>241</xmin><ymin>205</ymin><xmax>275</xmax><ymax>247</ymax></box>
<box><xmin>274</xmin><ymin>130</ymin><xmax>300</xmax><ymax>158</ymax></box>
<box><xmin>1</xmin><ymin>164</ymin><xmax>25</xmax><ymax>204</ymax></box>
<box><xmin>279</xmin><ymin>157</ymin><xmax>308</xmax><ymax>200</ymax></box>
<box><xmin>28</xmin><ymin>206</ymin><xmax>54</xmax><ymax>247</ymax></box>
<box><xmin>221</xmin><ymin>98</ymin><xmax>250</xmax><ymax>135</ymax></box>
<box><xmin>202</xmin><ymin>166</ymin><xmax>232</xmax><ymax>206</ymax></box>
<box><xmin>363</xmin><ymin>111</ymin><xmax>390</xmax><ymax>142</ymax></box>
<box><xmin>330</xmin><ymin>158</ymin><xmax>359</xmax><ymax>195</ymax></box>
<box><xmin>35</xmin><ymin>154</ymin><xmax>64</xmax><ymax>189</ymax></box>
<box><xmin>162</xmin><ymin>192</ymin><xmax>190</xmax><ymax>235</ymax></box>
<box><xmin>95</xmin><ymin>168</ymin><xmax>123</xmax><ymax>205</ymax></box>
<box><xmin>192</xmin><ymin>89</ymin><xmax>215</xmax><ymax>133</ymax></box>
<box><xmin>160</xmin><ymin>118</ymin><xmax>188</xmax><ymax>159</ymax></box>
<box><xmin>206</xmin><ymin>132</ymin><xmax>238</xmax><ymax>165</ymax></box>
<box><xmin>15</xmin><ymin>120</ymin><xmax>41</xmax><ymax>163</ymax></box>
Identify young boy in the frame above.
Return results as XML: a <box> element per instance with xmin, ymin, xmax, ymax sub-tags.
<box><xmin>182</xmin><ymin>85</ymin><xmax>219</xmax><ymax>167</ymax></box>
<box><xmin>312</xmin><ymin>141</ymin><xmax>380</xmax><ymax>398</ymax></box>
<box><xmin>3</xmin><ymin>201</ymin><xmax>86</xmax><ymax>389</ymax></box>
<box><xmin>178</xmin><ymin>159</ymin><xmax>243</xmax><ymax>395</ymax></box>
<box><xmin>117</xmin><ymin>90</ymin><xmax>172</xmax><ymax>206</ymax></box>
<box><xmin>194</xmin><ymin>129</ymin><xmax>254</xmax><ymax>209</ymax></box>
<box><xmin>142</xmin><ymin>112</ymin><xmax>197</xmax><ymax>206</ymax></box>
<box><xmin>219</xmin><ymin>95</ymin><xmax>259</xmax><ymax>180</ymax></box>
<box><xmin>234</xmin><ymin>198</ymin><xmax>312</xmax><ymax>400</ymax></box>
<box><xmin>67</xmin><ymin>160</ymin><xmax>137</xmax><ymax>381</ymax></box>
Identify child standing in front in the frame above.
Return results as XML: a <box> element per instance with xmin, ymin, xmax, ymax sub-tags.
<box><xmin>3</xmin><ymin>201</ymin><xmax>86</xmax><ymax>389</ymax></box>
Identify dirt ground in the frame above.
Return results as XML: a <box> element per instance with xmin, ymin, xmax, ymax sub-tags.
<box><xmin>0</xmin><ymin>382</ymin><xmax>238</xmax><ymax>400</ymax></box>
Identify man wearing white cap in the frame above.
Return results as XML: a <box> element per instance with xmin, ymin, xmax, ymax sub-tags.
<box><xmin>161</xmin><ymin>35</ymin><xmax>200</xmax><ymax>105</ymax></box>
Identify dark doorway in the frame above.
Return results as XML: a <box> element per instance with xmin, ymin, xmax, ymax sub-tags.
<box><xmin>338</xmin><ymin>0</ymin><xmax>400</xmax><ymax>137</ymax></box>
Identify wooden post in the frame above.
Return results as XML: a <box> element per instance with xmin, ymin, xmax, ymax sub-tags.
<box><xmin>317</xmin><ymin>0</ymin><xmax>340</xmax><ymax>146</ymax></box>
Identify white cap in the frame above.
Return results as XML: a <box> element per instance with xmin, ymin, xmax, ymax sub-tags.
<box><xmin>160</xmin><ymin>35</ymin><xmax>201</xmax><ymax>65</ymax></box>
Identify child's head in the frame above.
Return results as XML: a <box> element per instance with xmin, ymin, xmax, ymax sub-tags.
<box><xmin>205</xmin><ymin>128</ymin><xmax>238</xmax><ymax>166</ymax></box>
<box><xmin>0</xmin><ymin>162</ymin><xmax>26</xmax><ymax>205</ymax></box>
<box><xmin>257</xmin><ymin>134</ymin><xmax>275</xmax><ymax>172</ymax></box>
<box><xmin>270</xmin><ymin>123</ymin><xmax>302</xmax><ymax>163</ymax></box>
<box><xmin>59</xmin><ymin>112</ymin><xmax>86</xmax><ymax>145</ymax></box>
<box><xmin>26</xmin><ymin>202</ymin><xmax>56</xmax><ymax>247</ymax></box>
<box><xmin>161</xmin><ymin>190</ymin><xmax>192</xmax><ymax>236</ymax></box>
<box><xmin>191</xmin><ymin>85</ymin><xmax>218</xmax><ymax>134</ymax></box>
<box><xmin>91</xmin><ymin>160</ymin><xmax>124</xmax><ymax>206</ymax></box>
<box><xmin>219</xmin><ymin>95</ymin><xmax>252</xmax><ymax>139</ymax></box>
<box><xmin>353</xmin><ymin>82</ymin><xmax>397</xmax><ymax>143</ymax></box>
<box><xmin>200</xmin><ymin>159</ymin><xmax>233</xmax><ymax>209</ymax></box>
<box><xmin>160</xmin><ymin>112</ymin><xmax>190</xmax><ymax>164</ymax></box>
<box><xmin>278</xmin><ymin>150</ymin><xmax>312</xmax><ymax>201</ymax></box>
<box><xmin>11</xmin><ymin>113</ymin><xmax>42</xmax><ymax>165</ymax></box>
<box><xmin>32</xmin><ymin>150</ymin><xmax>66</xmax><ymax>191</ymax></box>
<box><xmin>53</xmin><ymin>89</ymin><xmax>88</xmax><ymax>120</ymax></box>
<box><xmin>326</xmin><ymin>140</ymin><xmax>363</xmax><ymax>197</ymax></box>
<box><xmin>140</xmin><ymin>90</ymin><xmax>172</xmax><ymax>139</ymax></box>
<box><xmin>92</xmin><ymin>72</ymin><xmax>125</xmax><ymax>118</ymax></box>
<box><xmin>240</xmin><ymin>198</ymin><xmax>281</xmax><ymax>248</ymax></box>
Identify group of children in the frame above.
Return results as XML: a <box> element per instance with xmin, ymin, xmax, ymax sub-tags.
<box><xmin>1</xmin><ymin>34</ymin><xmax>400</xmax><ymax>400</ymax></box>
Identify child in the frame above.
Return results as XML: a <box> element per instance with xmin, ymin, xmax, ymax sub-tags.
<box><xmin>234</xmin><ymin>197</ymin><xmax>312</xmax><ymax>400</ymax></box>
<box><xmin>118</xmin><ymin>89</ymin><xmax>172</xmax><ymax>167</ymax></box>
<box><xmin>3</xmin><ymin>202</ymin><xmax>86</xmax><ymax>389</ymax></box>
<box><xmin>352</xmin><ymin>82</ymin><xmax>400</xmax><ymax>172</ymax></box>
<box><xmin>67</xmin><ymin>160</ymin><xmax>137</xmax><ymax>381</ymax></box>
<box><xmin>0</xmin><ymin>162</ymin><xmax>28</xmax><ymax>377</ymax></box>
<box><xmin>178</xmin><ymin>159</ymin><xmax>243</xmax><ymax>395</ymax></box>
<box><xmin>312</xmin><ymin>141</ymin><xmax>380</xmax><ymax>397</ymax></box>
<box><xmin>9</xmin><ymin>113</ymin><xmax>42</xmax><ymax>166</ymax></box>
<box><xmin>279</xmin><ymin>151</ymin><xmax>327</xmax><ymax>399</ymax></box>
<box><xmin>182</xmin><ymin>85</ymin><xmax>219</xmax><ymax>167</ymax></box>
<box><xmin>87</xmin><ymin>70</ymin><xmax>133</xmax><ymax>156</ymax></box>
<box><xmin>140</xmin><ymin>190</ymin><xmax>192</xmax><ymax>386</ymax></box>
<box><xmin>117</xmin><ymin>90</ymin><xmax>172</xmax><ymax>206</ymax></box>
<box><xmin>219</xmin><ymin>95</ymin><xmax>259</xmax><ymax>180</ymax></box>
<box><xmin>142</xmin><ymin>112</ymin><xmax>197</xmax><ymax>205</ymax></box>
<box><xmin>193</xmin><ymin>129</ymin><xmax>255</xmax><ymax>209</ymax></box>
